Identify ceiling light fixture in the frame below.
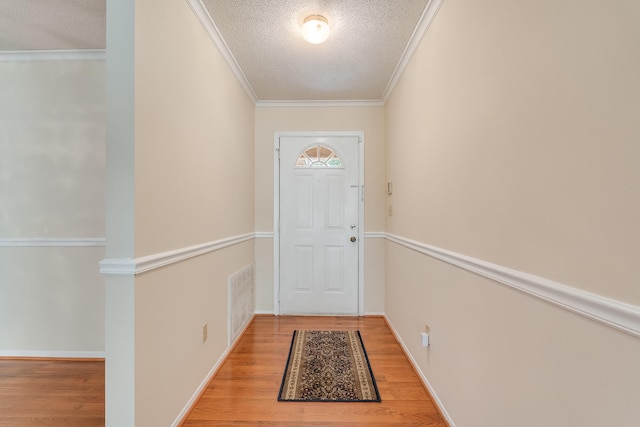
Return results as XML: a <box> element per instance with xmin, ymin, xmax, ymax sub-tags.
<box><xmin>302</xmin><ymin>15</ymin><xmax>330</xmax><ymax>44</ymax></box>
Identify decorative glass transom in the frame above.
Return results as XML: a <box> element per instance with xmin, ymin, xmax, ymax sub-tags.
<box><xmin>295</xmin><ymin>145</ymin><xmax>343</xmax><ymax>168</ymax></box>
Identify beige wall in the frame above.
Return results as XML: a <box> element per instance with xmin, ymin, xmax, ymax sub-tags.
<box><xmin>8</xmin><ymin>0</ymin><xmax>639</xmax><ymax>425</ymax></box>
<box><xmin>134</xmin><ymin>2</ymin><xmax>254</xmax><ymax>256</ymax></box>
<box><xmin>386</xmin><ymin>243</ymin><xmax>640</xmax><ymax>427</ymax></box>
<box><xmin>385</xmin><ymin>0</ymin><xmax>640</xmax><ymax>425</ymax></box>
<box><xmin>105</xmin><ymin>0</ymin><xmax>255</xmax><ymax>425</ymax></box>
<box><xmin>387</xmin><ymin>0</ymin><xmax>640</xmax><ymax>303</ymax></box>
<box><xmin>134</xmin><ymin>241</ymin><xmax>254</xmax><ymax>426</ymax></box>
<box><xmin>254</xmin><ymin>106</ymin><xmax>386</xmax><ymax>314</ymax></box>
<box><xmin>0</xmin><ymin>60</ymin><xmax>105</xmax><ymax>354</ymax></box>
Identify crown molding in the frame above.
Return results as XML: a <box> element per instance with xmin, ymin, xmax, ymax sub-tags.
<box><xmin>184</xmin><ymin>0</ymin><xmax>258</xmax><ymax>104</ymax></box>
<box><xmin>185</xmin><ymin>0</ymin><xmax>443</xmax><ymax>106</ymax></box>
<box><xmin>0</xmin><ymin>49</ymin><xmax>106</xmax><ymax>62</ymax></box>
<box><xmin>385</xmin><ymin>233</ymin><xmax>640</xmax><ymax>339</ymax></box>
<box><xmin>256</xmin><ymin>100</ymin><xmax>385</xmax><ymax>108</ymax></box>
<box><xmin>381</xmin><ymin>0</ymin><xmax>444</xmax><ymax>103</ymax></box>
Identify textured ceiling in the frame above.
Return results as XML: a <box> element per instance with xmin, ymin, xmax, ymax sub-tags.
<box><xmin>0</xmin><ymin>0</ymin><xmax>431</xmax><ymax>102</ymax></box>
<box><xmin>202</xmin><ymin>0</ymin><xmax>428</xmax><ymax>101</ymax></box>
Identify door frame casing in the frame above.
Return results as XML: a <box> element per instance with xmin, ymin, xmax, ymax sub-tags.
<box><xmin>273</xmin><ymin>131</ymin><xmax>365</xmax><ymax>316</ymax></box>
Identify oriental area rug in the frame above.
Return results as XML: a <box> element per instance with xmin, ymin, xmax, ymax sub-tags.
<box><xmin>278</xmin><ymin>330</ymin><xmax>381</xmax><ymax>402</ymax></box>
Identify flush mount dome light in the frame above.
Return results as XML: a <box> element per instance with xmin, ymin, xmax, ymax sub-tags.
<box><xmin>302</xmin><ymin>15</ymin><xmax>330</xmax><ymax>44</ymax></box>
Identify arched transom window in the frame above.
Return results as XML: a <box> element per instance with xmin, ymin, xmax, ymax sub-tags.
<box><xmin>295</xmin><ymin>145</ymin><xmax>343</xmax><ymax>168</ymax></box>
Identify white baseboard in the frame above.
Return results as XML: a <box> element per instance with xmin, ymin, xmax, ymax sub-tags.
<box><xmin>170</xmin><ymin>346</ymin><xmax>231</xmax><ymax>427</ymax></box>
<box><xmin>171</xmin><ymin>314</ymin><xmax>256</xmax><ymax>427</ymax></box>
<box><xmin>0</xmin><ymin>350</ymin><xmax>105</xmax><ymax>359</ymax></box>
<box><xmin>254</xmin><ymin>311</ymin><xmax>383</xmax><ymax>317</ymax></box>
<box><xmin>383</xmin><ymin>315</ymin><xmax>456</xmax><ymax>427</ymax></box>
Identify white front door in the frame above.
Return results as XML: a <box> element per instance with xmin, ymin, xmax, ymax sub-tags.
<box><xmin>278</xmin><ymin>134</ymin><xmax>361</xmax><ymax>315</ymax></box>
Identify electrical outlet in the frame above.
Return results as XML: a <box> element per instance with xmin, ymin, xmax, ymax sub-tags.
<box><xmin>421</xmin><ymin>332</ymin><xmax>430</xmax><ymax>347</ymax></box>
<box><xmin>388</xmin><ymin>204</ymin><xmax>393</xmax><ymax>216</ymax></box>
<box><xmin>202</xmin><ymin>323</ymin><xmax>208</xmax><ymax>344</ymax></box>
<box><xmin>421</xmin><ymin>324</ymin><xmax>430</xmax><ymax>347</ymax></box>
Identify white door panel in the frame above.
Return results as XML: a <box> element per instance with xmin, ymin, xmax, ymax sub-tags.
<box><xmin>279</xmin><ymin>135</ymin><xmax>360</xmax><ymax>315</ymax></box>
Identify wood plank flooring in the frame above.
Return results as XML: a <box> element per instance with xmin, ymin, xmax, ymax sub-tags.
<box><xmin>182</xmin><ymin>316</ymin><xmax>447</xmax><ymax>426</ymax></box>
<box><xmin>0</xmin><ymin>359</ymin><xmax>104</xmax><ymax>426</ymax></box>
<box><xmin>0</xmin><ymin>316</ymin><xmax>447</xmax><ymax>426</ymax></box>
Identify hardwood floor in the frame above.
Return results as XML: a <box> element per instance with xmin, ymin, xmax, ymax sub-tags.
<box><xmin>182</xmin><ymin>316</ymin><xmax>447</xmax><ymax>426</ymax></box>
<box><xmin>0</xmin><ymin>359</ymin><xmax>104</xmax><ymax>426</ymax></box>
<box><xmin>0</xmin><ymin>316</ymin><xmax>447</xmax><ymax>426</ymax></box>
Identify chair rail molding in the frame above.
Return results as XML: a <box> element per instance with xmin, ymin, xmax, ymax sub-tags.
<box><xmin>386</xmin><ymin>233</ymin><xmax>640</xmax><ymax>339</ymax></box>
<box><xmin>257</xmin><ymin>231</ymin><xmax>385</xmax><ymax>239</ymax></box>
<box><xmin>364</xmin><ymin>231</ymin><xmax>386</xmax><ymax>239</ymax></box>
<box><xmin>0</xmin><ymin>238</ymin><xmax>105</xmax><ymax>247</ymax></box>
<box><xmin>100</xmin><ymin>232</ymin><xmax>256</xmax><ymax>276</ymax></box>
<box><xmin>254</xmin><ymin>232</ymin><xmax>274</xmax><ymax>239</ymax></box>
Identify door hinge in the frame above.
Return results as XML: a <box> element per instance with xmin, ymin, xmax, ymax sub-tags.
<box><xmin>276</xmin><ymin>147</ymin><xmax>280</xmax><ymax>159</ymax></box>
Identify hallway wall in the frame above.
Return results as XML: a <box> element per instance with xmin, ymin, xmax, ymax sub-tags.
<box><xmin>0</xmin><ymin>59</ymin><xmax>105</xmax><ymax>356</ymax></box>
<box><xmin>384</xmin><ymin>0</ymin><xmax>640</xmax><ymax>425</ymax></box>
<box><xmin>104</xmin><ymin>0</ymin><xmax>255</xmax><ymax>425</ymax></box>
<box><xmin>254</xmin><ymin>106</ymin><xmax>386</xmax><ymax>314</ymax></box>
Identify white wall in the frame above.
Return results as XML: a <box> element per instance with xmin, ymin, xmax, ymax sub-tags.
<box><xmin>384</xmin><ymin>0</ymin><xmax>640</xmax><ymax>425</ymax></box>
<box><xmin>0</xmin><ymin>59</ymin><xmax>105</xmax><ymax>356</ymax></box>
<box><xmin>254</xmin><ymin>106</ymin><xmax>386</xmax><ymax>314</ymax></box>
<box><xmin>104</xmin><ymin>0</ymin><xmax>255</xmax><ymax>425</ymax></box>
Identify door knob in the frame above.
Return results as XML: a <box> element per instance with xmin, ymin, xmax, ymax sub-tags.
<box><xmin>350</xmin><ymin>236</ymin><xmax>357</xmax><ymax>242</ymax></box>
